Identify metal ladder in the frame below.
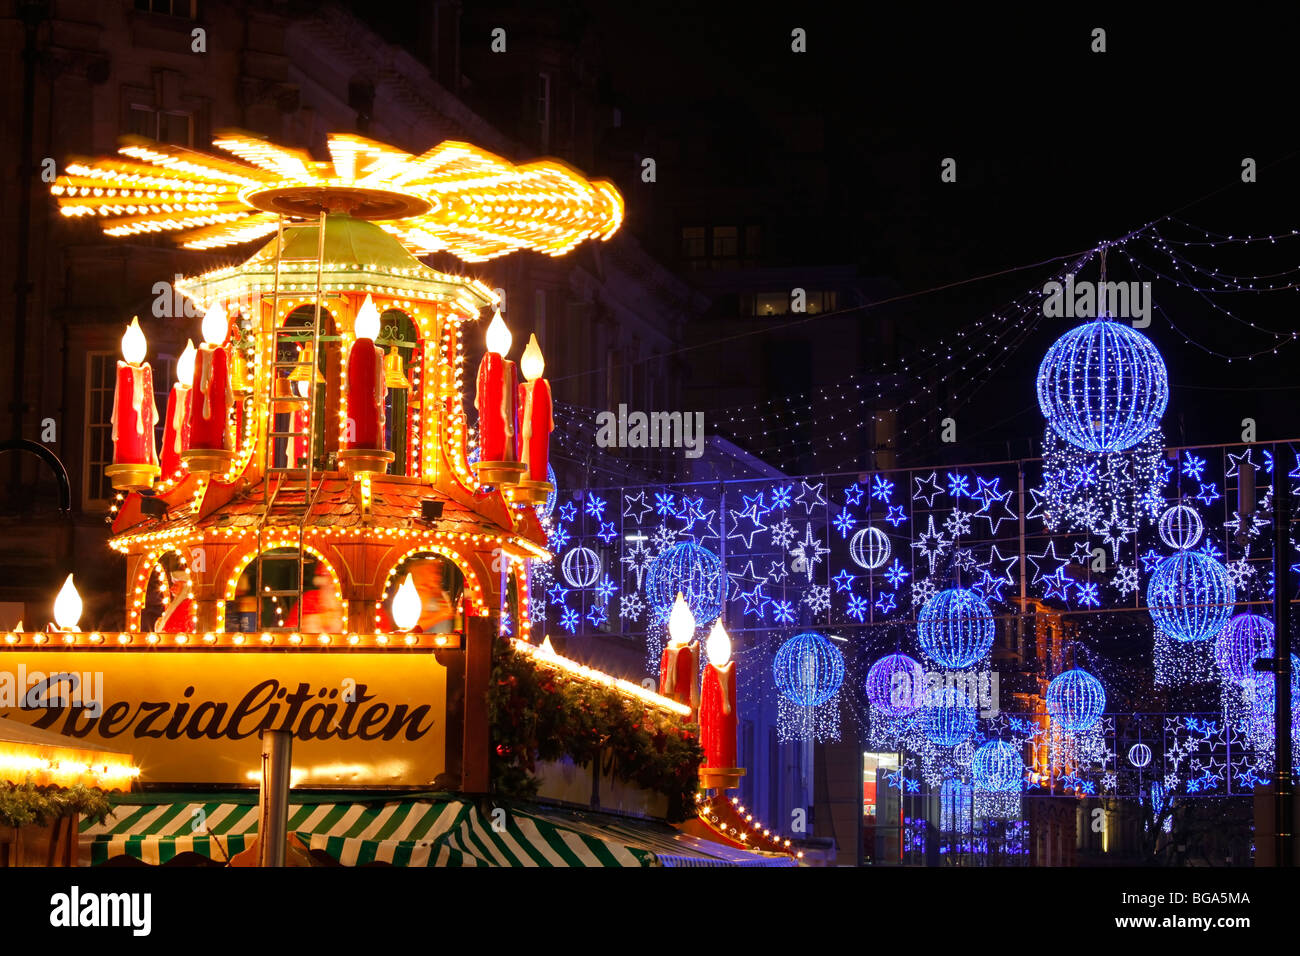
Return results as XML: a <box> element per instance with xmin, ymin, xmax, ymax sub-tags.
<box><xmin>253</xmin><ymin>211</ymin><xmax>328</xmax><ymax>630</ymax></box>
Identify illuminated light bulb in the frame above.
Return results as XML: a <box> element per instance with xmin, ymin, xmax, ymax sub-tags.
<box><xmin>53</xmin><ymin>574</ymin><xmax>82</xmax><ymax>630</ymax></box>
<box><xmin>391</xmin><ymin>573</ymin><xmax>422</xmax><ymax>632</ymax></box>
<box><xmin>484</xmin><ymin>309</ymin><xmax>512</xmax><ymax>355</ymax></box>
<box><xmin>201</xmin><ymin>301</ymin><xmax>228</xmax><ymax>345</ymax></box>
<box><xmin>354</xmin><ymin>293</ymin><xmax>380</xmax><ymax>340</ymax></box>
<box><xmin>175</xmin><ymin>339</ymin><xmax>196</xmax><ymax>385</ymax></box>
<box><xmin>121</xmin><ymin>316</ymin><xmax>147</xmax><ymax>364</ymax></box>
<box><xmin>667</xmin><ymin>593</ymin><xmax>695</xmax><ymax>644</ymax></box>
<box><xmin>519</xmin><ymin>333</ymin><xmax>544</xmax><ymax>381</ymax></box>
<box><xmin>295</xmin><ymin>377</ymin><xmax>311</xmax><ymax>398</ymax></box>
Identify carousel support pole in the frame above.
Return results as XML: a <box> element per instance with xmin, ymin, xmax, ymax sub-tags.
<box><xmin>258</xmin><ymin>728</ymin><xmax>292</xmax><ymax>867</ymax></box>
<box><xmin>462</xmin><ymin>613</ymin><xmax>493</xmax><ymax>792</ymax></box>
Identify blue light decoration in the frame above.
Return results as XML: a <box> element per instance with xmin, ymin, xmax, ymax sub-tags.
<box><xmin>848</xmin><ymin>526</ymin><xmax>891</xmax><ymax>570</ymax></box>
<box><xmin>1146</xmin><ymin>551</ymin><xmax>1236</xmax><ymax>643</ymax></box>
<box><xmin>1127</xmin><ymin>743</ymin><xmax>1153</xmax><ymax>768</ymax></box>
<box><xmin>560</xmin><ymin>545</ymin><xmax>602</xmax><ymax>589</ymax></box>
<box><xmin>1248</xmin><ymin>654</ymin><xmax>1300</xmax><ymax>747</ymax></box>
<box><xmin>535</xmin><ymin>463</ymin><xmax>558</xmax><ymax>519</ymax></box>
<box><xmin>1036</xmin><ymin>317</ymin><xmax>1168</xmax><ymax>454</ymax></box>
<box><xmin>644</xmin><ymin>541</ymin><xmax>725</xmax><ymax>625</ymax></box>
<box><xmin>1157</xmin><ymin>503</ymin><xmax>1203</xmax><ymax>551</ymax></box>
<box><xmin>972</xmin><ymin>740</ymin><xmax>1024</xmax><ymax>792</ymax></box>
<box><xmin>919</xmin><ymin>685</ymin><xmax>976</xmax><ymax>747</ymax></box>
<box><xmin>865</xmin><ymin>652</ymin><xmax>926</xmax><ymax>717</ymax></box>
<box><xmin>1214</xmin><ymin>613</ymin><xmax>1274</xmax><ymax>682</ymax></box>
<box><xmin>917</xmin><ymin>588</ymin><xmax>995</xmax><ymax>669</ymax></box>
<box><xmin>1046</xmin><ymin>668</ymin><xmax>1107</xmax><ymax>731</ymax></box>
<box><xmin>773</xmin><ymin>631</ymin><xmax>845</xmax><ymax>707</ymax></box>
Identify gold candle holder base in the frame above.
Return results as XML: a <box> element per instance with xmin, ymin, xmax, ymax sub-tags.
<box><xmin>474</xmin><ymin>460</ymin><xmax>526</xmax><ymax>485</ymax></box>
<box><xmin>511</xmin><ymin>478</ymin><xmax>554</xmax><ymax>504</ymax></box>
<box><xmin>338</xmin><ymin>448</ymin><xmax>394</xmax><ymax>476</ymax></box>
<box><xmin>104</xmin><ymin>463</ymin><xmax>160</xmax><ymax>492</ymax></box>
<box><xmin>182</xmin><ymin>448</ymin><xmax>235</xmax><ymax>475</ymax></box>
<box><xmin>699</xmin><ymin>767</ymin><xmax>746</xmax><ymax>792</ymax></box>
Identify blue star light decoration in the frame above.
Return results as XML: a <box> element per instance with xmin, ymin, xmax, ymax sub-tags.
<box><xmin>872</xmin><ymin>475</ymin><xmax>895</xmax><ymax>502</ymax></box>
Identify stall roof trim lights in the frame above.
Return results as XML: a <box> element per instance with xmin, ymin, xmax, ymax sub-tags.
<box><xmin>50</xmin><ymin>132</ymin><xmax>624</xmax><ymax>261</ymax></box>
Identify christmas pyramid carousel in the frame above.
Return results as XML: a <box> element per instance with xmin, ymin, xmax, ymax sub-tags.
<box><xmin>2</xmin><ymin>132</ymin><xmax>796</xmax><ymax>866</ymax></box>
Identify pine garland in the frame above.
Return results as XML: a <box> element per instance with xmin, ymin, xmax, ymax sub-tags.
<box><xmin>0</xmin><ymin>782</ymin><xmax>113</xmax><ymax>829</ymax></box>
<box><xmin>486</xmin><ymin>637</ymin><xmax>703</xmax><ymax>822</ymax></box>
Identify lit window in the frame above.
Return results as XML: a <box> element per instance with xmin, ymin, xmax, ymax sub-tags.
<box><xmin>134</xmin><ymin>0</ymin><xmax>196</xmax><ymax>17</ymax></box>
<box><xmin>712</xmin><ymin>226</ymin><xmax>738</xmax><ymax>258</ymax></box>
<box><xmin>681</xmin><ymin>227</ymin><xmax>706</xmax><ymax>259</ymax></box>
<box><xmin>755</xmin><ymin>292</ymin><xmax>788</xmax><ymax>316</ymax></box>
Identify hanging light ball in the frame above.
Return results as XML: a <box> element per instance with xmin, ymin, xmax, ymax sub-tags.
<box><xmin>848</xmin><ymin>526</ymin><xmax>891</xmax><ymax>570</ymax></box>
<box><xmin>919</xmin><ymin>684</ymin><xmax>976</xmax><ymax>747</ymax></box>
<box><xmin>645</xmin><ymin>541</ymin><xmax>725</xmax><ymax>625</ymax></box>
<box><xmin>1214</xmin><ymin>613</ymin><xmax>1274</xmax><ymax>682</ymax></box>
<box><xmin>560</xmin><ymin>545</ymin><xmax>602</xmax><ymax>589</ymax></box>
<box><xmin>1146</xmin><ymin>551</ymin><xmax>1236</xmax><ymax>643</ymax></box>
<box><xmin>1046</xmin><ymin>668</ymin><xmax>1107</xmax><ymax>731</ymax></box>
<box><xmin>1157</xmin><ymin>504</ymin><xmax>1204</xmax><ymax>551</ymax></box>
<box><xmin>917</xmin><ymin>588</ymin><xmax>995</xmax><ymax>669</ymax></box>
<box><xmin>1127</xmin><ymin>743</ymin><xmax>1153</xmax><ymax>768</ymax></box>
<box><xmin>865</xmin><ymin>652</ymin><xmax>926</xmax><ymax>717</ymax></box>
<box><xmin>773</xmin><ymin>631</ymin><xmax>845</xmax><ymax>707</ymax></box>
<box><xmin>972</xmin><ymin>740</ymin><xmax>1024</xmax><ymax>792</ymax></box>
<box><xmin>1036</xmin><ymin>316</ymin><xmax>1168</xmax><ymax>453</ymax></box>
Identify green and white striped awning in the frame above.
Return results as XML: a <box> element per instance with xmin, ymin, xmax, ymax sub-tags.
<box><xmin>80</xmin><ymin>795</ymin><xmax>796</xmax><ymax>868</ymax></box>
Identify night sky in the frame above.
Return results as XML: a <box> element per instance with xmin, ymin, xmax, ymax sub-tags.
<box><xmin>358</xmin><ymin>3</ymin><xmax>1300</xmax><ymax>463</ymax></box>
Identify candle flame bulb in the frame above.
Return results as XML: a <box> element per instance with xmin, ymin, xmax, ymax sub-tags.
<box><xmin>53</xmin><ymin>574</ymin><xmax>82</xmax><ymax>631</ymax></box>
<box><xmin>121</xmin><ymin>316</ymin><xmax>147</xmax><ymax>365</ymax></box>
<box><xmin>667</xmin><ymin>592</ymin><xmax>696</xmax><ymax>644</ymax></box>
<box><xmin>520</xmin><ymin>333</ymin><xmax>545</xmax><ymax>381</ymax></box>
<box><xmin>176</xmin><ymin>339</ymin><xmax>196</xmax><ymax>386</ymax></box>
<box><xmin>391</xmin><ymin>572</ymin><xmax>422</xmax><ymax>631</ymax></box>
<box><xmin>201</xmin><ymin>301</ymin><xmax>228</xmax><ymax>346</ymax></box>
<box><xmin>295</xmin><ymin>377</ymin><xmax>312</xmax><ymax>398</ymax></box>
<box><xmin>706</xmin><ymin>619</ymin><xmax>731</xmax><ymax>667</ymax></box>
<box><xmin>354</xmin><ymin>293</ymin><xmax>380</xmax><ymax>341</ymax></box>
<box><xmin>485</xmin><ymin>309</ymin><xmax>512</xmax><ymax>356</ymax></box>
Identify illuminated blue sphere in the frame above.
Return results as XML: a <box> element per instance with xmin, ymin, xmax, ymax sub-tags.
<box><xmin>865</xmin><ymin>652</ymin><xmax>926</xmax><ymax>717</ymax></box>
<box><xmin>560</xmin><ymin>546</ymin><xmax>602</xmax><ymax>589</ymax></box>
<box><xmin>1036</xmin><ymin>317</ymin><xmax>1168</xmax><ymax>453</ymax></box>
<box><xmin>1127</xmin><ymin>743</ymin><xmax>1153</xmax><ymax>768</ymax></box>
<box><xmin>773</xmin><ymin>632</ymin><xmax>845</xmax><ymax>707</ymax></box>
<box><xmin>645</xmin><ymin>541</ymin><xmax>725</xmax><ymax>625</ymax></box>
<box><xmin>972</xmin><ymin>740</ymin><xmax>1023</xmax><ymax>792</ymax></box>
<box><xmin>1215</xmin><ymin>613</ymin><xmax>1274</xmax><ymax>682</ymax></box>
<box><xmin>917</xmin><ymin>588</ymin><xmax>995</xmax><ymax>669</ymax></box>
<box><xmin>1046</xmin><ymin>668</ymin><xmax>1106</xmax><ymax>731</ymax></box>
<box><xmin>535</xmin><ymin>463</ymin><xmax>558</xmax><ymax>519</ymax></box>
<box><xmin>919</xmin><ymin>685</ymin><xmax>976</xmax><ymax>747</ymax></box>
<box><xmin>1146</xmin><ymin>551</ymin><xmax>1236</xmax><ymax>643</ymax></box>
<box><xmin>1158</xmin><ymin>504</ymin><xmax>1203</xmax><ymax>551</ymax></box>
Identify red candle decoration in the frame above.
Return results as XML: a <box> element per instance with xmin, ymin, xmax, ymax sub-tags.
<box><xmin>474</xmin><ymin>310</ymin><xmax>516</xmax><ymax>461</ymax></box>
<box><xmin>346</xmin><ymin>294</ymin><xmax>385</xmax><ymax>447</ymax></box>
<box><xmin>339</xmin><ymin>294</ymin><xmax>393</xmax><ymax>475</ymax></box>
<box><xmin>160</xmin><ymin>339</ymin><xmax>195</xmax><ymax>479</ymax></box>
<box><xmin>699</xmin><ymin>622</ymin><xmax>738</xmax><ymax>770</ymax></box>
<box><xmin>106</xmin><ymin>316</ymin><xmax>160</xmax><ymax>491</ymax></box>
<box><xmin>516</xmin><ymin>334</ymin><xmax>554</xmax><ymax>496</ymax></box>
<box><xmin>658</xmin><ymin>638</ymin><xmax>700</xmax><ymax>711</ymax></box>
<box><xmin>186</xmin><ymin>303</ymin><xmax>235</xmax><ymax>471</ymax></box>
